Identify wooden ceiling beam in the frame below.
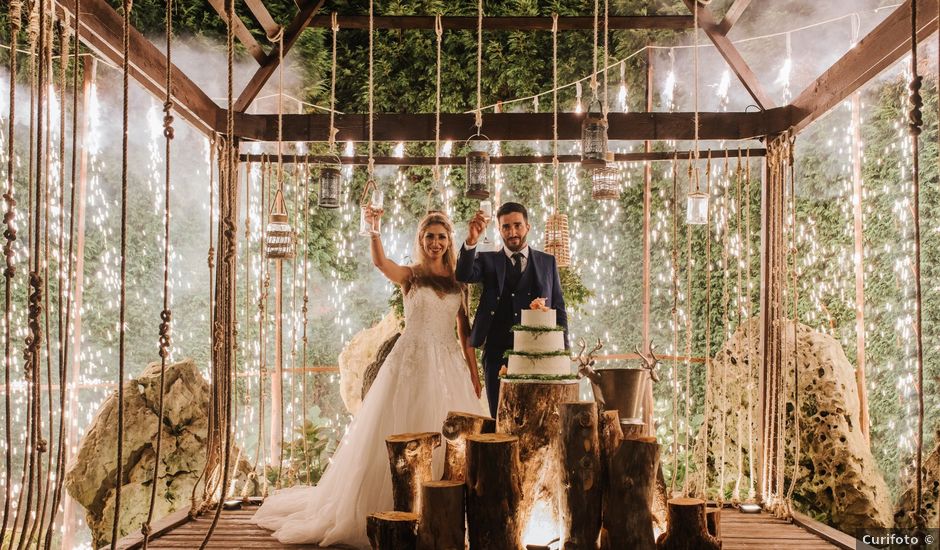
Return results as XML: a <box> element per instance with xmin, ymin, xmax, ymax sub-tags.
<box><xmin>716</xmin><ymin>0</ymin><xmax>753</xmax><ymax>35</ymax></box>
<box><xmin>206</xmin><ymin>0</ymin><xmax>267</xmax><ymax>64</ymax></box>
<box><xmin>306</xmin><ymin>15</ymin><xmax>694</xmax><ymax>31</ymax></box>
<box><xmin>790</xmin><ymin>0</ymin><xmax>938</xmax><ymax>133</ymax></box>
<box><xmin>244</xmin><ymin>0</ymin><xmax>281</xmax><ymax>39</ymax></box>
<box><xmin>232</xmin><ymin>110</ymin><xmax>790</xmax><ymax>142</ymax></box>
<box><xmin>57</xmin><ymin>0</ymin><xmax>221</xmax><ymax>136</ymax></box>
<box><xmin>239</xmin><ymin>148</ymin><xmax>767</xmax><ymax>165</ymax></box>
<box><xmin>234</xmin><ymin>0</ymin><xmax>326</xmax><ymax>113</ymax></box>
<box><xmin>682</xmin><ymin>0</ymin><xmax>775</xmax><ymax>110</ymax></box>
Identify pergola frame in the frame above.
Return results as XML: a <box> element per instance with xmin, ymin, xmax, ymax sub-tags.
<box><xmin>48</xmin><ymin>0</ymin><xmax>939</xmax><ymax>528</ymax></box>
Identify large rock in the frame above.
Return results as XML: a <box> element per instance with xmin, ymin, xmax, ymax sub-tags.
<box><xmin>65</xmin><ymin>358</ymin><xmax>219</xmax><ymax>547</ymax></box>
<box><xmin>894</xmin><ymin>428</ymin><xmax>940</xmax><ymax>529</ymax></box>
<box><xmin>337</xmin><ymin>309</ymin><xmax>402</xmax><ymax>414</ymax></box>
<box><xmin>689</xmin><ymin>318</ymin><xmax>893</xmax><ymax>533</ymax></box>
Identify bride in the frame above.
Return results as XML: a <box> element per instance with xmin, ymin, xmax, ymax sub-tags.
<box><xmin>253</xmin><ymin>208</ymin><xmax>485</xmax><ymax>547</ymax></box>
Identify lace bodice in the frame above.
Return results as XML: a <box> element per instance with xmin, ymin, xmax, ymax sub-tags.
<box><xmin>401</xmin><ymin>285</ymin><xmax>461</xmax><ymax>337</ymax></box>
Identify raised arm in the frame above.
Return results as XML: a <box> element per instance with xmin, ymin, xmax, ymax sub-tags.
<box><xmin>455</xmin><ymin>210</ymin><xmax>487</xmax><ymax>283</ymax></box>
<box><xmin>367</xmin><ymin>207</ymin><xmax>412</xmax><ymax>285</ymax></box>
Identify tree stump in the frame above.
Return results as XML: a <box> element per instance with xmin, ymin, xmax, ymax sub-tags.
<box><xmin>386</xmin><ymin>432</ymin><xmax>442</xmax><ymax>513</ymax></box>
<box><xmin>605</xmin><ymin>436</ymin><xmax>660</xmax><ymax>550</ymax></box>
<box><xmin>465</xmin><ymin>433</ymin><xmax>523</xmax><ymax>550</ymax></box>
<box><xmin>598</xmin><ymin>410</ymin><xmax>623</xmax><ymax>549</ymax></box>
<box><xmin>656</xmin><ymin>498</ymin><xmax>722</xmax><ymax>550</ymax></box>
<box><xmin>559</xmin><ymin>402</ymin><xmax>602</xmax><ymax>549</ymax></box>
<box><xmin>621</xmin><ymin>419</ymin><xmax>646</xmax><ymax>441</ymax></box>
<box><xmin>417</xmin><ymin>480</ymin><xmax>465</xmax><ymax>550</ymax></box>
<box><xmin>653</xmin><ymin>465</ymin><xmax>668</xmax><ymax>533</ymax></box>
<box><xmin>705</xmin><ymin>507</ymin><xmax>721</xmax><ymax>539</ymax></box>
<box><xmin>442</xmin><ymin>411</ymin><xmax>496</xmax><ymax>482</ymax></box>
<box><xmin>497</xmin><ymin>379</ymin><xmax>578</xmax><ymax>533</ymax></box>
<box><xmin>367</xmin><ymin>511</ymin><xmax>418</xmax><ymax>550</ymax></box>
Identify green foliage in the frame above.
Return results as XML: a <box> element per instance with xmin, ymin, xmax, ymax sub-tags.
<box><xmin>265</xmin><ymin>419</ymin><xmax>334</xmax><ymax>487</ymax></box>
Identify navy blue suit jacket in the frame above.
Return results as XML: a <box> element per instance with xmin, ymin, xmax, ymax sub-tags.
<box><xmin>456</xmin><ymin>244</ymin><xmax>568</xmax><ymax>349</ymax></box>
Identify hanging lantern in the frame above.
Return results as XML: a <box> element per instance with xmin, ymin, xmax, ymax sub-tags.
<box><xmin>581</xmin><ymin>104</ymin><xmax>608</xmax><ymax>167</ymax></box>
<box><xmin>265</xmin><ymin>189</ymin><xmax>295</xmax><ymax>259</ymax></box>
<box><xmin>591</xmin><ymin>166</ymin><xmax>620</xmax><ymax>200</ymax></box>
<box><xmin>318</xmin><ymin>159</ymin><xmax>342</xmax><ymax>209</ymax></box>
<box><xmin>686</xmin><ymin>190</ymin><xmax>709</xmax><ymax>225</ymax></box>
<box><xmin>465</xmin><ymin>135</ymin><xmax>492</xmax><ymax>199</ymax></box>
<box><xmin>544</xmin><ymin>213</ymin><xmax>571</xmax><ymax>268</ymax></box>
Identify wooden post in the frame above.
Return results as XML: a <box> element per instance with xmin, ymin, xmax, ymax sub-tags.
<box><xmin>851</xmin><ymin>91</ymin><xmax>870</xmax><ymax>442</ymax></box>
<box><xmin>60</xmin><ymin>55</ymin><xmax>95</xmax><ymax>550</ymax></box>
<box><xmin>465</xmin><ymin>433</ymin><xmax>523</xmax><ymax>550</ymax></box>
<box><xmin>642</xmin><ymin>45</ymin><xmax>656</xmax><ymax>438</ymax></box>
<box><xmin>605</xmin><ymin>436</ymin><xmax>660</xmax><ymax>550</ymax></box>
<box><xmin>367</xmin><ymin>511</ymin><xmax>418</xmax><ymax>550</ymax></box>
<box><xmin>441</xmin><ymin>411</ymin><xmax>495</xmax><ymax>482</ymax></box>
<box><xmin>386</xmin><ymin>432</ymin><xmax>441</xmax><ymax>513</ymax></box>
<box><xmin>417</xmin><ymin>480</ymin><xmax>465</xmax><ymax>550</ymax></box>
<box><xmin>559</xmin><ymin>402</ymin><xmax>602</xmax><ymax>549</ymax></box>
<box><xmin>497</xmin><ymin>380</ymin><xmax>578</xmax><ymax>533</ymax></box>
<box><xmin>656</xmin><ymin>498</ymin><xmax>721</xmax><ymax>550</ymax></box>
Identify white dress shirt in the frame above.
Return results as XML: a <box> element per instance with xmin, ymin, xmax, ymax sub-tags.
<box><xmin>463</xmin><ymin>241</ymin><xmax>529</xmax><ymax>272</ymax></box>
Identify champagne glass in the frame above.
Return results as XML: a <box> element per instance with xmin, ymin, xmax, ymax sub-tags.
<box><xmin>359</xmin><ymin>187</ymin><xmax>385</xmax><ymax>236</ymax></box>
<box><xmin>479</xmin><ymin>200</ymin><xmax>493</xmax><ymax>251</ymax></box>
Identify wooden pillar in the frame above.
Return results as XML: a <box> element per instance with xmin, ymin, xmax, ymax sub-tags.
<box><xmin>559</xmin><ymin>402</ymin><xmax>602</xmax><ymax>548</ymax></box>
<box><xmin>367</xmin><ymin>511</ymin><xmax>418</xmax><ymax>550</ymax></box>
<box><xmin>417</xmin><ymin>480</ymin><xmax>465</xmax><ymax>550</ymax></box>
<box><xmin>851</xmin><ymin>92</ymin><xmax>869</xmax><ymax>442</ymax></box>
<box><xmin>605</xmin><ymin>437</ymin><xmax>660</xmax><ymax>550</ymax></box>
<box><xmin>386</xmin><ymin>432</ymin><xmax>441</xmax><ymax>513</ymax></box>
<box><xmin>465</xmin><ymin>434</ymin><xmax>523</xmax><ymax>550</ymax></box>
<box><xmin>441</xmin><ymin>411</ymin><xmax>495</xmax><ymax>482</ymax></box>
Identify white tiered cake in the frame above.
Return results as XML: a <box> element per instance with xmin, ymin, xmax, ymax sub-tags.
<box><xmin>506</xmin><ymin>306</ymin><xmax>571</xmax><ymax>377</ymax></box>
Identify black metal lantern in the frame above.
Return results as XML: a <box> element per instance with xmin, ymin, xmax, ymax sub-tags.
<box><xmin>591</xmin><ymin>166</ymin><xmax>620</xmax><ymax>200</ymax></box>
<box><xmin>465</xmin><ymin>135</ymin><xmax>492</xmax><ymax>199</ymax></box>
<box><xmin>581</xmin><ymin>106</ymin><xmax>608</xmax><ymax>167</ymax></box>
<box><xmin>318</xmin><ymin>163</ymin><xmax>342</xmax><ymax>209</ymax></box>
<box><xmin>265</xmin><ymin>189</ymin><xmax>295</xmax><ymax>259</ymax></box>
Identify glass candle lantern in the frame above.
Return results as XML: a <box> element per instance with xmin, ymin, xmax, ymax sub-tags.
<box><xmin>581</xmin><ymin>110</ymin><xmax>609</xmax><ymax>167</ymax></box>
<box><xmin>591</xmin><ymin>166</ymin><xmax>621</xmax><ymax>200</ymax></box>
<box><xmin>318</xmin><ymin>165</ymin><xmax>342</xmax><ymax>209</ymax></box>
<box><xmin>465</xmin><ymin>150</ymin><xmax>491</xmax><ymax>199</ymax></box>
<box><xmin>686</xmin><ymin>190</ymin><xmax>709</xmax><ymax>225</ymax></box>
<box><xmin>265</xmin><ymin>189</ymin><xmax>295</xmax><ymax>259</ymax></box>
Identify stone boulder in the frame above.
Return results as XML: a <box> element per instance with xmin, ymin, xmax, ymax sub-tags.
<box><xmin>65</xmin><ymin>358</ymin><xmax>246</xmax><ymax>548</ymax></box>
<box><xmin>337</xmin><ymin>309</ymin><xmax>402</xmax><ymax>414</ymax></box>
<box><xmin>894</xmin><ymin>428</ymin><xmax>940</xmax><ymax>529</ymax></box>
<box><xmin>689</xmin><ymin>318</ymin><xmax>893</xmax><ymax>534</ymax></box>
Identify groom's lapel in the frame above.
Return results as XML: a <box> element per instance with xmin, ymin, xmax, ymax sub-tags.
<box><xmin>495</xmin><ymin>251</ymin><xmax>506</xmax><ymax>295</ymax></box>
<box><xmin>528</xmin><ymin>249</ymin><xmax>543</xmax><ymax>292</ymax></box>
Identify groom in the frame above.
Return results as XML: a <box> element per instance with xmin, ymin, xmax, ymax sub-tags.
<box><xmin>456</xmin><ymin>202</ymin><xmax>568</xmax><ymax>418</ymax></box>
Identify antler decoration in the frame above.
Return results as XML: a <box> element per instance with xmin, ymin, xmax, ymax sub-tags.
<box><xmin>635</xmin><ymin>340</ymin><xmax>660</xmax><ymax>383</ymax></box>
<box><xmin>576</xmin><ymin>337</ymin><xmax>604</xmax><ymax>389</ymax></box>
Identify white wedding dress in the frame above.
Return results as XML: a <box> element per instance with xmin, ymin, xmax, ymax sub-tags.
<box><xmin>253</xmin><ymin>285</ymin><xmax>485</xmax><ymax>548</ymax></box>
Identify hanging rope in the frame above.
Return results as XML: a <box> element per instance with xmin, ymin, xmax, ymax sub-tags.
<box><xmin>551</xmin><ymin>13</ymin><xmax>559</xmax><ymax>213</ymax></box>
<box><xmin>908</xmin><ymin>0</ymin><xmax>926</xmax><ymax>528</ymax></box>
<box><xmin>602</xmin><ymin>0</ymin><xmax>609</xmax><ymax>117</ymax></box>
<box><xmin>682</xmin><ymin>155</ymin><xmax>693</xmax><ymax>497</ymax></box>
<box><xmin>433</xmin><ymin>14</ymin><xmax>443</xmax><ymax>208</ymax></box>
<box><xmin>732</xmin><ymin>151</ymin><xmax>744</xmax><ymax>502</ymax></box>
<box><xmin>1</xmin><ymin>1</ymin><xmax>22</xmax><ymax>544</ymax></box>
<box><xmin>328</xmin><ymin>13</ymin><xmax>339</xmax><ymax>153</ymax></box>
<box><xmin>475</xmin><ymin>0</ymin><xmax>483</xmax><ymax>131</ymax></box>
<box><xmin>692</xmin><ymin>0</ymin><xmax>700</xmax><ymax>160</ymax></box>
<box><xmin>590</xmin><ymin>0</ymin><xmax>599</xmax><ymax>99</ymax></box>
<box><xmin>141</xmin><ymin>0</ymin><xmax>175</xmax><ymax>544</ymax></box>
<box><xmin>670</xmin><ymin>153</ymin><xmax>680</xmax><ymax>494</ymax></box>
<box><xmin>368</xmin><ymin>0</ymin><xmax>375</xmax><ymax>177</ymax></box>
<box><xmin>718</xmin><ymin>152</ymin><xmax>731</xmax><ymax>503</ymax></box>
<box><xmin>784</xmin><ymin>134</ymin><xmax>800</xmax><ymax>508</ymax></box>
<box><xmin>701</xmin><ymin>151</ymin><xmax>713</xmax><ymax>498</ymax></box>
<box><xmin>300</xmin><ymin>157</ymin><xmax>311</xmax><ymax>481</ymax></box>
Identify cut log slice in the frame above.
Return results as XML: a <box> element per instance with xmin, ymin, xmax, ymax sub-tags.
<box><xmin>558</xmin><ymin>401</ymin><xmax>602</xmax><ymax>549</ymax></box>
<box><xmin>417</xmin><ymin>480</ymin><xmax>465</xmax><ymax>550</ymax></box>
<box><xmin>656</xmin><ymin>497</ymin><xmax>722</xmax><ymax>550</ymax></box>
<box><xmin>605</xmin><ymin>436</ymin><xmax>660</xmax><ymax>550</ymax></box>
<box><xmin>465</xmin><ymin>433</ymin><xmax>523</xmax><ymax>550</ymax></box>
<box><xmin>441</xmin><ymin>411</ymin><xmax>496</xmax><ymax>482</ymax></box>
<box><xmin>367</xmin><ymin>511</ymin><xmax>418</xmax><ymax>550</ymax></box>
<box><xmin>386</xmin><ymin>432</ymin><xmax>442</xmax><ymax>513</ymax></box>
<box><xmin>621</xmin><ymin>419</ymin><xmax>646</xmax><ymax>441</ymax></box>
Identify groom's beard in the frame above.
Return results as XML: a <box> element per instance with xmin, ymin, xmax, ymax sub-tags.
<box><xmin>503</xmin><ymin>236</ymin><xmax>526</xmax><ymax>251</ymax></box>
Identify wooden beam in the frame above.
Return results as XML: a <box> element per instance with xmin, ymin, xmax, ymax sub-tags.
<box><xmin>239</xmin><ymin>148</ymin><xmax>767</xmax><ymax>165</ymax></box>
<box><xmin>306</xmin><ymin>15</ymin><xmax>694</xmax><ymax>31</ymax></box>
<box><xmin>790</xmin><ymin>0</ymin><xmax>938</xmax><ymax>133</ymax></box>
<box><xmin>206</xmin><ymin>0</ymin><xmax>267</xmax><ymax>64</ymax></box>
<box><xmin>56</xmin><ymin>0</ymin><xmax>222</xmax><ymax>136</ymax></box>
<box><xmin>233</xmin><ymin>110</ymin><xmax>789</xmax><ymax>142</ymax></box>
<box><xmin>683</xmin><ymin>0</ymin><xmax>775</xmax><ymax>110</ymax></box>
<box><xmin>716</xmin><ymin>0</ymin><xmax>753</xmax><ymax>35</ymax></box>
<box><xmin>245</xmin><ymin>0</ymin><xmax>281</xmax><ymax>39</ymax></box>
<box><xmin>234</xmin><ymin>0</ymin><xmax>326</xmax><ymax>113</ymax></box>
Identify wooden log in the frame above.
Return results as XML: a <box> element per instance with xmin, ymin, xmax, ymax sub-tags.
<box><xmin>465</xmin><ymin>433</ymin><xmax>523</xmax><ymax>550</ymax></box>
<box><xmin>656</xmin><ymin>498</ymin><xmax>722</xmax><ymax>550</ymax></box>
<box><xmin>605</xmin><ymin>436</ymin><xmax>660</xmax><ymax>550</ymax></box>
<box><xmin>497</xmin><ymin>380</ymin><xmax>579</xmax><ymax>533</ymax></box>
<box><xmin>705</xmin><ymin>507</ymin><xmax>721</xmax><ymax>539</ymax></box>
<box><xmin>598</xmin><ymin>410</ymin><xmax>623</xmax><ymax>549</ymax></box>
<box><xmin>417</xmin><ymin>480</ymin><xmax>465</xmax><ymax>550</ymax></box>
<box><xmin>621</xmin><ymin>419</ymin><xmax>646</xmax><ymax>441</ymax></box>
<box><xmin>559</xmin><ymin>402</ymin><xmax>602</xmax><ymax>549</ymax></box>
<box><xmin>367</xmin><ymin>511</ymin><xmax>419</xmax><ymax>550</ymax></box>
<box><xmin>653</xmin><ymin>466</ymin><xmax>669</xmax><ymax>533</ymax></box>
<box><xmin>441</xmin><ymin>411</ymin><xmax>496</xmax><ymax>482</ymax></box>
<box><xmin>386</xmin><ymin>432</ymin><xmax>442</xmax><ymax>513</ymax></box>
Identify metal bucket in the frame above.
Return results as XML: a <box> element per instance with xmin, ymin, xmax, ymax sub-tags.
<box><xmin>588</xmin><ymin>367</ymin><xmax>649</xmax><ymax>422</ymax></box>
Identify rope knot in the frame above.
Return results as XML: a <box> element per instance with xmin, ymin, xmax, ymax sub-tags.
<box><xmin>37</xmin><ymin>438</ymin><xmax>47</xmax><ymax>453</ymax></box>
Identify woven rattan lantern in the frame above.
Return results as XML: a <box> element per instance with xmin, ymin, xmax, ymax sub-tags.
<box><xmin>266</xmin><ymin>189</ymin><xmax>294</xmax><ymax>259</ymax></box>
<box><xmin>592</xmin><ymin>165</ymin><xmax>620</xmax><ymax>200</ymax></box>
<box><xmin>318</xmin><ymin>161</ymin><xmax>342</xmax><ymax>209</ymax></box>
<box><xmin>581</xmin><ymin>107</ymin><xmax>608</xmax><ymax>167</ymax></box>
<box><xmin>544</xmin><ymin>213</ymin><xmax>571</xmax><ymax>268</ymax></box>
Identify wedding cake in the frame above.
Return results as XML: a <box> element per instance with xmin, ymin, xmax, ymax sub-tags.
<box><xmin>505</xmin><ymin>299</ymin><xmax>572</xmax><ymax>377</ymax></box>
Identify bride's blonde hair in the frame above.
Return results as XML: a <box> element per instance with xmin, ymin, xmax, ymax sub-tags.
<box><xmin>410</xmin><ymin>211</ymin><xmax>469</xmax><ymax>313</ymax></box>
